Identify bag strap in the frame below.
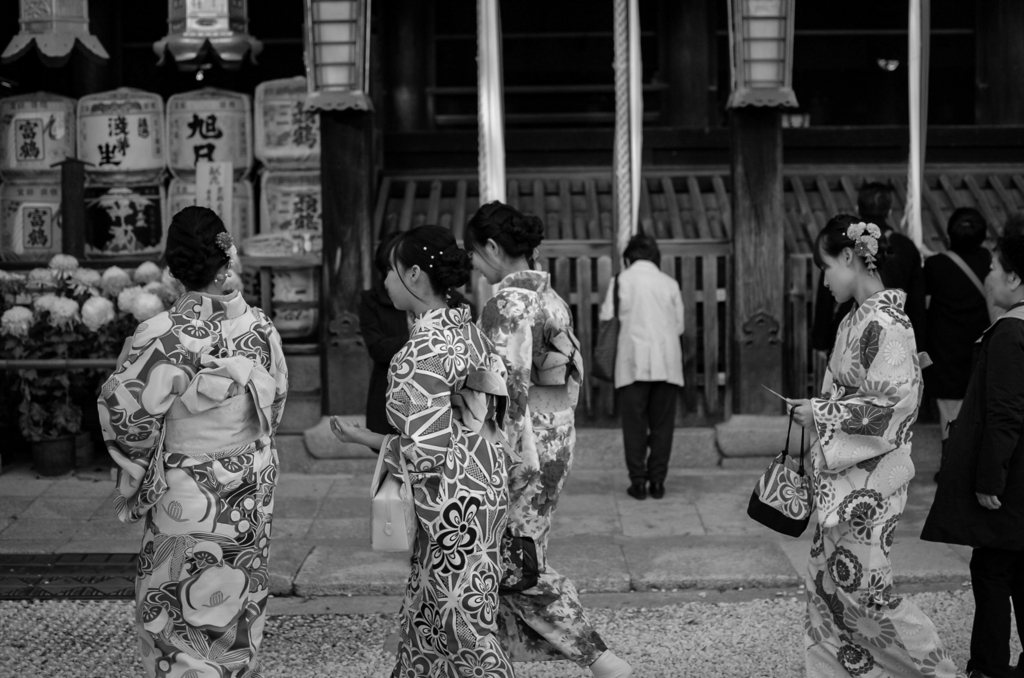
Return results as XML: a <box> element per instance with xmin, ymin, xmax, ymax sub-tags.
<box><xmin>613</xmin><ymin>273</ymin><xmax>621</xmax><ymax>321</ymax></box>
<box><xmin>797</xmin><ymin>422</ymin><xmax>806</xmax><ymax>476</ymax></box>
<box><xmin>942</xmin><ymin>251</ymin><xmax>987</xmax><ymax>299</ymax></box>
<box><xmin>782</xmin><ymin>409</ymin><xmax>794</xmax><ymax>457</ymax></box>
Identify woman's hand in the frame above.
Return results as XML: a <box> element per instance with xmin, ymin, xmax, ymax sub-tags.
<box><xmin>977</xmin><ymin>493</ymin><xmax>1002</xmax><ymax>510</ymax></box>
<box><xmin>785</xmin><ymin>398</ymin><xmax>815</xmax><ymax>430</ymax></box>
<box><xmin>330</xmin><ymin>416</ymin><xmax>385</xmax><ymax>450</ymax></box>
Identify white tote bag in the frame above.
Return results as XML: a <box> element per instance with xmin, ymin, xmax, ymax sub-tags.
<box><xmin>371</xmin><ymin>448</ymin><xmax>417</xmax><ymax>552</ymax></box>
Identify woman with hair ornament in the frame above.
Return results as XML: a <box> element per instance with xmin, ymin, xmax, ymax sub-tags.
<box><xmin>787</xmin><ymin>214</ymin><xmax>965</xmax><ymax>678</ymax></box>
<box><xmin>97</xmin><ymin>206</ymin><xmax>289</xmax><ymax>678</ymax></box>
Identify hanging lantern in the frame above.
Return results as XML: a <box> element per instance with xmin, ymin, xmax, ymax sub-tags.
<box><xmin>303</xmin><ymin>0</ymin><xmax>372</xmax><ymax>110</ymax></box>
<box><xmin>726</xmin><ymin>0</ymin><xmax>798</xmax><ymax>108</ymax></box>
<box><xmin>153</xmin><ymin>0</ymin><xmax>263</xmax><ymax>71</ymax></box>
<box><xmin>2</xmin><ymin>0</ymin><xmax>109</xmax><ymax>66</ymax></box>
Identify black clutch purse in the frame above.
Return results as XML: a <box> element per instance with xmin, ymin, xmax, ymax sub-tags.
<box><xmin>746</xmin><ymin>411</ymin><xmax>812</xmax><ymax>538</ymax></box>
<box><xmin>498</xmin><ymin>530</ymin><xmax>539</xmax><ymax>594</ymax></box>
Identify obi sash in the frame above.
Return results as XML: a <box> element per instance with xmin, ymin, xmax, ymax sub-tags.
<box><xmin>164</xmin><ymin>388</ymin><xmax>269</xmax><ymax>458</ymax></box>
<box><xmin>531</xmin><ymin>327</ymin><xmax>583</xmax><ymax>387</ymax></box>
<box><xmin>450</xmin><ymin>367</ymin><xmax>510</xmax><ymax>452</ymax></box>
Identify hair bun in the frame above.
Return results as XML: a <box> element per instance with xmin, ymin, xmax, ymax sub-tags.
<box><xmin>434</xmin><ymin>246</ymin><xmax>473</xmax><ymax>290</ymax></box>
<box><xmin>506</xmin><ymin>214</ymin><xmax>544</xmax><ymax>255</ymax></box>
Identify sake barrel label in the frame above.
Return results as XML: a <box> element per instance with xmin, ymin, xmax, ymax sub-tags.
<box><xmin>78</xmin><ymin>89</ymin><xmax>165</xmax><ymax>180</ymax></box>
<box><xmin>0</xmin><ymin>184</ymin><xmax>63</xmax><ymax>261</ymax></box>
<box><xmin>0</xmin><ymin>93</ymin><xmax>76</xmax><ymax>181</ymax></box>
<box><xmin>254</xmin><ymin>77</ymin><xmax>320</xmax><ymax>169</ymax></box>
<box><xmin>85</xmin><ymin>185</ymin><xmax>166</xmax><ymax>257</ymax></box>
<box><xmin>167</xmin><ymin>89</ymin><xmax>252</xmax><ymax>180</ymax></box>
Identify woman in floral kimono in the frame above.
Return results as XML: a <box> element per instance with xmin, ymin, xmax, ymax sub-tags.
<box><xmin>465</xmin><ymin>202</ymin><xmax>632</xmax><ymax>678</ymax></box>
<box><xmin>98</xmin><ymin>206</ymin><xmax>289</xmax><ymax>678</ymax></box>
<box><xmin>788</xmin><ymin>215</ymin><xmax>965</xmax><ymax>678</ymax></box>
<box><xmin>332</xmin><ymin>225</ymin><xmax>514</xmax><ymax>678</ymax></box>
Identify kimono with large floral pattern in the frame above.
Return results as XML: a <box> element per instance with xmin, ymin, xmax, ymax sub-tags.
<box><xmin>804</xmin><ymin>289</ymin><xmax>965</xmax><ymax>678</ymax></box>
<box><xmin>98</xmin><ymin>290</ymin><xmax>288</xmax><ymax>678</ymax></box>
<box><xmin>480</xmin><ymin>270</ymin><xmax>608</xmax><ymax>667</ymax></box>
<box><xmin>381</xmin><ymin>305</ymin><xmax>514</xmax><ymax>678</ymax></box>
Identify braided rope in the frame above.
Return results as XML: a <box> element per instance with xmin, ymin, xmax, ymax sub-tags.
<box><xmin>613</xmin><ymin>0</ymin><xmax>632</xmax><ymax>256</ymax></box>
<box><xmin>477</xmin><ymin>0</ymin><xmax>506</xmax><ymax>204</ymax></box>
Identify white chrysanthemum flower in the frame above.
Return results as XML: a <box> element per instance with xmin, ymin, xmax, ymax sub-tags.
<box><xmin>33</xmin><ymin>293</ymin><xmax>60</xmax><ymax>313</ymax></box>
<box><xmin>161</xmin><ymin>268</ymin><xmax>186</xmax><ymax>301</ymax></box>
<box><xmin>142</xmin><ymin>281</ymin><xmax>176</xmax><ymax>306</ymax></box>
<box><xmin>99</xmin><ymin>266</ymin><xmax>133</xmax><ymax>297</ymax></box>
<box><xmin>47</xmin><ymin>296</ymin><xmax>80</xmax><ymax>329</ymax></box>
<box><xmin>117</xmin><ymin>286</ymin><xmax>144</xmax><ymax>314</ymax></box>
<box><xmin>133</xmin><ymin>261</ymin><xmax>163</xmax><ymax>285</ymax></box>
<box><xmin>81</xmin><ymin>296</ymin><xmax>116</xmax><ymax>332</ymax></box>
<box><xmin>48</xmin><ymin>254</ymin><xmax>80</xmax><ymax>275</ymax></box>
<box><xmin>1</xmin><ymin>306</ymin><xmax>34</xmax><ymax>337</ymax></box>
<box><xmin>28</xmin><ymin>268</ymin><xmax>56</xmax><ymax>283</ymax></box>
<box><xmin>131</xmin><ymin>292</ymin><xmax>165</xmax><ymax>322</ymax></box>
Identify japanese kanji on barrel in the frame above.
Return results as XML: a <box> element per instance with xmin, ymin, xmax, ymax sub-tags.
<box><xmin>254</xmin><ymin>77</ymin><xmax>320</xmax><ymax>170</ymax></box>
<box><xmin>168</xmin><ymin>177</ymin><xmax>255</xmax><ymax>243</ymax></box>
<box><xmin>77</xmin><ymin>88</ymin><xmax>165</xmax><ymax>185</ymax></box>
<box><xmin>84</xmin><ymin>185</ymin><xmax>167</xmax><ymax>257</ymax></box>
<box><xmin>166</xmin><ymin>88</ymin><xmax>253</xmax><ymax>180</ymax></box>
<box><xmin>0</xmin><ymin>92</ymin><xmax>76</xmax><ymax>183</ymax></box>
<box><xmin>0</xmin><ymin>183</ymin><xmax>63</xmax><ymax>261</ymax></box>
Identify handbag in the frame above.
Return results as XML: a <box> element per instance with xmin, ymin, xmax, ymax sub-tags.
<box><xmin>371</xmin><ymin>447</ymin><xmax>417</xmax><ymax>552</ymax></box>
<box><xmin>498</xmin><ymin>531</ymin><xmax>539</xmax><ymax>594</ymax></box>
<box><xmin>746</xmin><ymin>411</ymin><xmax>813</xmax><ymax>538</ymax></box>
<box><xmin>592</xmin><ymin>274</ymin><xmax>620</xmax><ymax>382</ymax></box>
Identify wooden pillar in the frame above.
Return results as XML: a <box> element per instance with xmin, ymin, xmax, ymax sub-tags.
<box><xmin>319</xmin><ymin>109</ymin><xmax>374</xmax><ymax>416</ymax></box>
<box><xmin>730</xmin><ymin>107</ymin><xmax>785</xmax><ymax>415</ymax></box>
<box><xmin>662</xmin><ymin>0</ymin><xmax>710</xmax><ymax>128</ymax></box>
<box><xmin>384</xmin><ymin>0</ymin><xmax>429</xmax><ymax>131</ymax></box>
<box><xmin>58</xmin><ymin>159</ymin><xmax>87</xmax><ymax>258</ymax></box>
<box><xmin>976</xmin><ymin>0</ymin><xmax>1024</xmax><ymax>124</ymax></box>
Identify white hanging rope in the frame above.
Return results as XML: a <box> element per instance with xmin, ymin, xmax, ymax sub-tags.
<box><xmin>613</xmin><ymin>0</ymin><xmax>643</xmax><ymax>257</ymax></box>
<box><xmin>477</xmin><ymin>0</ymin><xmax>506</xmax><ymax>204</ymax></box>
<box><xmin>903</xmin><ymin>0</ymin><xmax>929</xmax><ymax>249</ymax></box>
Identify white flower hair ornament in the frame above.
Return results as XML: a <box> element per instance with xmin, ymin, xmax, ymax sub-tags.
<box><xmin>846</xmin><ymin>222</ymin><xmax>882</xmax><ymax>272</ymax></box>
<box><xmin>215</xmin><ymin>232</ymin><xmax>240</xmax><ymax>282</ymax></box>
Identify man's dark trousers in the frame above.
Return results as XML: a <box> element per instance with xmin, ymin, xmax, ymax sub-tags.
<box><xmin>618</xmin><ymin>380</ymin><xmax>677</xmax><ymax>484</ymax></box>
<box><xmin>967</xmin><ymin>547</ymin><xmax>1024</xmax><ymax>678</ymax></box>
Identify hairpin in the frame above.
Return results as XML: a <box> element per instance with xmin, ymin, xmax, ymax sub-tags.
<box><xmin>215</xmin><ymin>232</ymin><xmax>234</xmax><ymax>255</ymax></box>
<box><xmin>846</xmin><ymin>222</ymin><xmax>881</xmax><ymax>272</ymax></box>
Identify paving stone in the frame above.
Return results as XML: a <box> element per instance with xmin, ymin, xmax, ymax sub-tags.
<box><xmin>1</xmin><ymin>519</ymin><xmax>85</xmax><ymax>543</ymax></box>
<box><xmin>270</xmin><ymin>518</ymin><xmax>313</xmax><ymax>539</ymax></box>
<box><xmin>293</xmin><ymin>543</ymin><xmax>411</xmax><ymax>596</ymax></box>
<box><xmin>317</xmin><ymin>496</ymin><xmax>370</xmax><ymax>519</ymax></box>
<box><xmin>275</xmin><ymin>475</ymin><xmax>337</xmax><ymax>499</ymax></box>
<box><xmin>275</xmin><ymin>434</ymin><xmax>312</xmax><ymax>473</ymax></box>
<box><xmin>624</xmin><ymin>536</ymin><xmax>800</xmax><ymax>590</ymax></box>
<box><xmin>57</xmin><ymin>539</ymin><xmax>140</xmax><ymax>554</ymax></box>
<box><xmin>573</xmin><ymin>428</ymin><xmax>719</xmax><ymax>470</ymax></box>
<box><xmin>0</xmin><ymin>497</ymin><xmax>35</xmax><ymax>519</ymax></box>
<box><xmin>273</xmin><ymin>497</ymin><xmax>322</xmax><ymax>520</ymax></box>
<box><xmin>619</xmin><ymin>502</ymin><xmax>705</xmax><ymax>537</ymax></box>
<box><xmin>303</xmin><ymin>416</ymin><xmax>377</xmax><ymax>459</ymax></box>
<box><xmin>0</xmin><ymin>539</ymin><xmax>68</xmax><ymax>553</ymax></box>
<box><xmin>715</xmin><ymin>415</ymin><xmax>795</xmax><ymax>458</ymax></box>
<box><xmin>279</xmin><ymin>394</ymin><xmax>323</xmax><ymax>434</ymax></box>
<box><xmin>889</xmin><ymin>537</ymin><xmax>971</xmax><ymax>585</ymax></box>
<box><xmin>306</xmin><ymin>518</ymin><xmax>370</xmax><ymax>542</ymax></box>
<box><xmin>546</xmin><ymin>537</ymin><xmax>631</xmax><ymax>593</ymax></box>
<box><xmin>0</xmin><ymin>474</ymin><xmax>56</xmax><ymax>497</ymax></box>
<box><xmin>46</xmin><ymin>476</ymin><xmax>117</xmax><ymax>498</ymax></box>
<box><xmin>284</xmin><ymin>354</ymin><xmax>321</xmax><ymax>393</ymax></box>
<box><xmin>17</xmin><ymin>497</ymin><xmax>107</xmax><ymax>521</ymax></box>
<box><xmin>269</xmin><ymin>539</ymin><xmax>314</xmax><ymax>596</ymax></box>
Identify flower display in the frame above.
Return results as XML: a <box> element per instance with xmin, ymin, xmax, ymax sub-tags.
<box><xmin>117</xmin><ymin>286</ymin><xmax>144</xmax><ymax>314</ymax></box>
<box><xmin>1</xmin><ymin>306</ymin><xmax>33</xmax><ymax>337</ymax></box>
<box><xmin>48</xmin><ymin>254</ymin><xmax>80</xmax><ymax>277</ymax></box>
<box><xmin>100</xmin><ymin>266</ymin><xmax>133</xmax><ymax>297</ymax></box>
<box><xmin>69</xmin><ymin>268</ymin><xmax>102</xmax><ymax>296</ymax></box>
<box><xmin>131</xmin><ymin>292</ymin><xmax>165</xmax><ymax>322</ymax></box>
<box><xmin>28</xmin><ymin>268</ymin><xmax>56</xmax><ymax>283</ymax></box>
<box><xmin>133</xmin><ymin>261</ymin><xmax>163</xmax><ymax>285</ymax></box>
<box><xmin>33</xmin><ymin>293</ymin><xmax>60</xmax><ymax>314</ymax></box>
<box><xmin>143</xmin><ymin>280</ymin><xmax>177</xmax><ymax>307</ymax></box>
<box><xmin>47</xmin><ymin>297</ymin><xmax>80</xmax><ymax>329</ymax></box>
<box><xmin>82</xmin><ymin>296</ymin><xmax>116</xmax><ymax>332</ymax></box>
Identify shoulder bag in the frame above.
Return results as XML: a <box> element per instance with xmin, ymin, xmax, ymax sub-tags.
<box><xmin>747</xmin><ymin>411</ymin><xmax>813</xmax><ymax>538</ymax></box>
<box><xmin>591</xmin><ymin>274</ymin><xmax>620</xmax><ymax>382</ymax></box>
<box><xmin>371</xmin><ymin>447</ymin><xmax>417</xmax><ymax>552</ymax></box>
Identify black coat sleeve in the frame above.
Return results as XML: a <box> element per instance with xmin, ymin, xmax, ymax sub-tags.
<box><xmin>811</xmin><ymin>271</ymin><xmax>837</xmax><ymax>352</ymax></box>
<box><xmin>977</xmin><ymin>323</ymin><xmax>1024</xmax><ymax>496</ymax></box>
<box><xmin>903</xmin><ymin>248</ymin><xmax>928</xmax><ymax>350</ymax></box>
<box><xmin>358</xmin><ymin>293</ymin><xmax>408</xmax><ymax>365</ymax></box>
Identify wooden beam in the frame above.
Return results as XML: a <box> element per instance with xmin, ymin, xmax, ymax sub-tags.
<box><xmin>712</xmin><ymin>175</ymin><xmax>732</xmax><ymax>238</ymax></box>
<box><xmin>398</xmin><ymin>180</ymin><xmax>417</xmax><ymax>231</ymax></box>
<box><xmin>730</xmin><ymin>107</ymin><xmax>785</xmax><ymax>415</ymax></box>
<box><xmin>990</xmin><ymin>174</ymin><xmax>1020</xmax><ymax>218</ymax></box>
<box><xmin>372</xmin><ymin>177</ymin><xmax>392</xmax><ymax>240</ymax></box>
<box><xmin>815</xmin><ymin>176</ymin><xmax>840</xmax><ymax>220</ymax></box>
<box><xmin>452</xmin><ymin>180</ymin><xmax>468</xmax><ymax>241</ymax></box>
<box><xmin>688</xmin><ymin>176</ymin><xmax>714</xmax><ymax>239</ymax></box>
<box><xmin>964</xmin><ymin>175</ymin><xmax>1002</xmax><ymax>239</ymax></box>
<box><xmin>585</xmin><ymin>179</ymin><xmax>602</xmax><ymax>240</ymax></box>
<box><xmin>661</xmin><ymin>178</ymin><xmax>686</xmax><ymax>239</ymax></box>
<box><xmin>318</xmin><ymin>109</ymin><xmax>374</xmax><ymax>416</ymax></box>
<box><xmin>425</xmin><ymin>180</ymin><xmax>442</xmax><ymax>225</ymax></box>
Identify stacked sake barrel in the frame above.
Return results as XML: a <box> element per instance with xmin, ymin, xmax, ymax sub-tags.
<box><xmin>250</xmin><ymin>77</ymin><xmax>323</xmax><ymax>338</ymax></box>
<box><xmin>77</xmin><ymin>88</ymin><xmax>167</xmax><ymax>258</ymax></box>
<box><xmin>166</xmin><ymin>88</ymin><xmax>255</xmax><ymax>246</ymax></box>
<box><xmin>0</xmin><ymin>93</ymin><xmax>76</xmax><ymax>261</ymax></box>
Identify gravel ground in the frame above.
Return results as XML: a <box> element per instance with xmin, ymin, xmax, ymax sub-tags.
<box><xmin>1</xmin><ymin>590</ymin><xmax>1019</xmax><ymax>677</ymax></box>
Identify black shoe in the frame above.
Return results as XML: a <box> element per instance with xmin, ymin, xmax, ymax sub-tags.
<box><xmin>649</xmin><ymin>482</ymin><xmax>665</xmax><ymax>499</ymax></box>
<box><xmin>627</xmin><ymin>481</ymin><xmax>647</xmax><ymax>500</ymax></box>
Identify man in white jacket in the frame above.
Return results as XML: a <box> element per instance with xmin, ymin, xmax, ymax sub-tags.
<box><xmin>599</xmin><ymin>234</ymin><xmax>685</xmax><ymax>500</ymax></box>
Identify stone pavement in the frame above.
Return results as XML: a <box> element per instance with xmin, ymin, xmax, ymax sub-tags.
<box><xmin>0</xmin><ymin>426</ymin><xmax>970</xmax><ymax>599</ymax></box>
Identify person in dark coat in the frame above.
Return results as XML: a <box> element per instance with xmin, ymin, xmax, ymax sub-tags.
<box><xmin>922</xmin><ymin>232</ymin><xmax>1024</xmax><ymax>678</ymax></box>
<box><xmin>811</xmin><ymin>182</ymin><xmax>928</xmax><ymax>354</ymax></box>
<box><xmin>924</xmin><ymin>207</ymin><xmax>992</xmax><ymax>440</ymax></box>
<box><xmin>359</xmin><ymin>232</ymin><xmax>475</xmax><ymax>434</ymax></box>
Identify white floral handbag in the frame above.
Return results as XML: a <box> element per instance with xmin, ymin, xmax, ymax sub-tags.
<box><xmin>747</xmin><ymin>411</ymin><xmax>813</xmax><ymax>538</ymax></box>
<box><xmin>371</xmin><ymin>448</ymin><xmax>417</xmax><ymax>552</ymax></box>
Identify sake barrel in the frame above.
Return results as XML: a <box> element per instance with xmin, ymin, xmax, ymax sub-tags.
<box><xmin>0</xmin><ymin>93</ymin><xmax>76</xmax><ymax>182</ymax></box>
<box><xmin>271</xmin><ymin>269</ymin><xmax>318</xmax><ymax>339</ymax></box>
<box><xmin>260</xmin><ymin>171</ymin><xmax>323</xmax><ymax>233</ymax></box>
<box><xmin>0</xmin><ymin>183</ymin><xmax>62</xmax><ymax>261</ymax></box>
<box><xmin>78</xmin><ymin>88</ymin><xmax>165</xmax><ymax>185</ymax></box>
<box><xmin>254</xmin><ymin>77</ymin><xmax>320</xmax><ymax>170</ymax></box>
<box><xmin>84</xmin><ymin>184</ymin><xmax>166</xmax><ymax>258</ymax></box>
<box><xmin>167</xmin><ymin>177</ymin><xmax>254</xmax><ymax>243</ymax></box>
<box><xmin>166</xmin><ymin>88</ymin><xmax>252</xmax><ymax>180</ymax></box>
